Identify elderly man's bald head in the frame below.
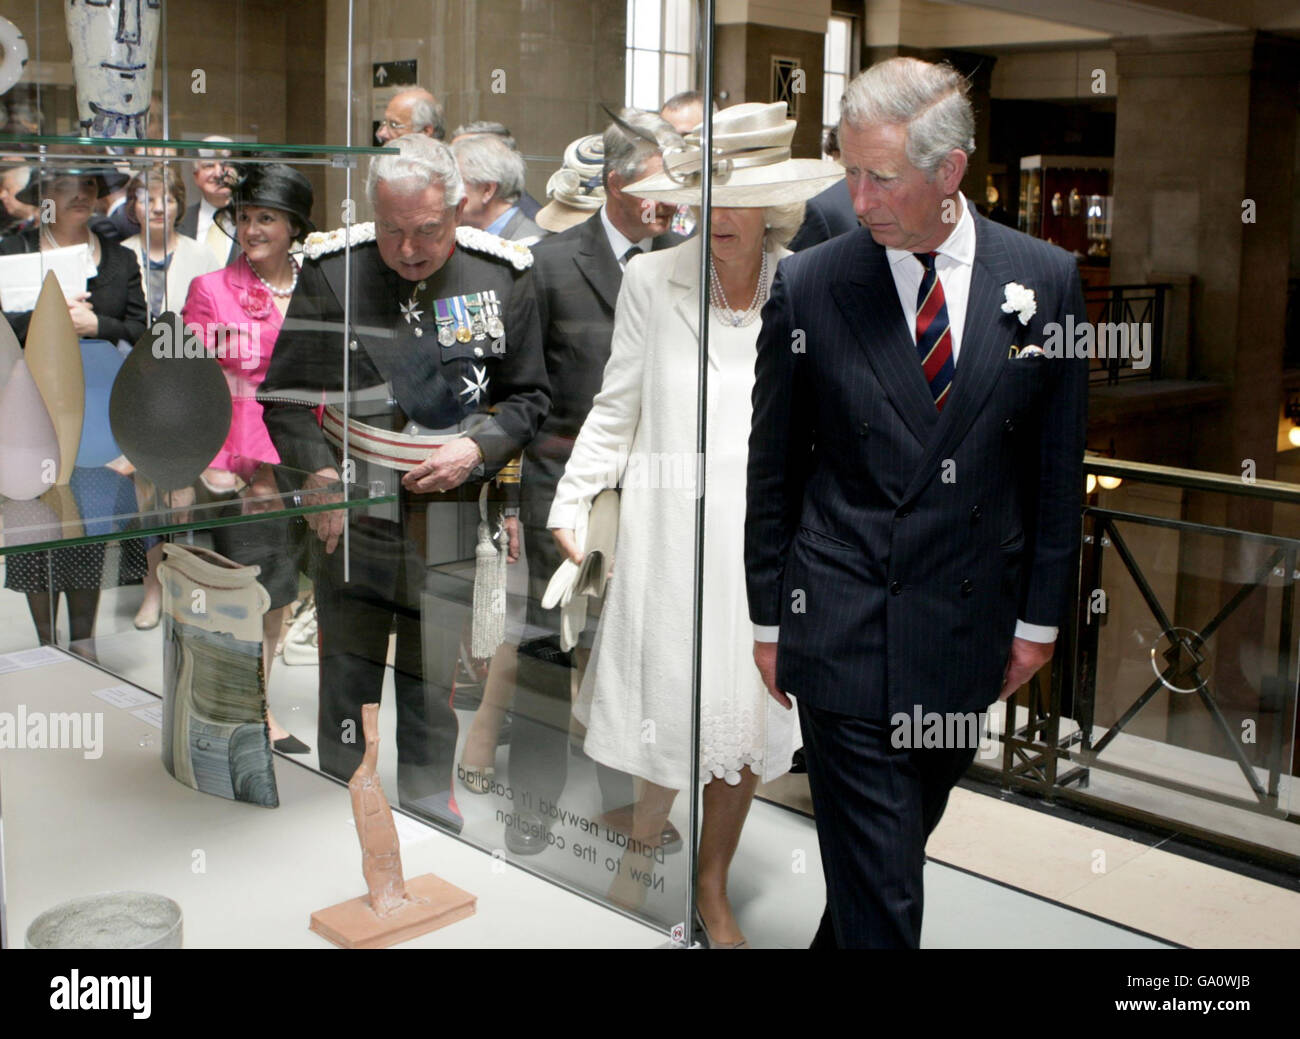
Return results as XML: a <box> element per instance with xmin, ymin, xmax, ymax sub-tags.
<box><xmin>377</xmin><ymin>87</ymin><xmax>446</xmax><ymax>144</ymax></box>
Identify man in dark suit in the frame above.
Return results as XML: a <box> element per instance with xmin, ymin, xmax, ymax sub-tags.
<box><xmin>745</xmin><ymin>57</ymin><xmax>1088</xmax><ymax>948</ymax></box>
<box><xmin>177</xmin><ymin>137</ymin><xmax>238</xmax><ymax>267</ymax></box>
<box><xmin>786</xmin><ymin>178</ymin><xmax>856</xmax><ymax>252</ymax></box>
<box><xmin>497</xmin><ymin>113</ymin><xmax>683</xmax><ymax>853</ymax></box>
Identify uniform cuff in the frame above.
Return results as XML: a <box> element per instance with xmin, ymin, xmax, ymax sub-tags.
<box><xmin>1015</xmin><ymin>620</ymin><xmax>1058</xmax><ymax>643</ymax></box>
<box><xmin>753</xmin><ymin>624</ymin><xmax>780</xmax><ymax>643</ymax></box>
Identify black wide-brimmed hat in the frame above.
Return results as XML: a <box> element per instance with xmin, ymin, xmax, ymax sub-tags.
<box><xmin>214</xmin><ymin>162</ymin><xmax>316</xmax><ymax>239</ymax></box>
<box><xmin>15</xmin><ymin>161</ymin><xmax>116</xmax><ymax>205</ymax></box>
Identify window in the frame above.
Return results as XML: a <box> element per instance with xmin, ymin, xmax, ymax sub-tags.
<box><xmin>625</xmin><ymin>0</ymin><xmax>695</xmax><ymax>111</ymax></box>
<box><xmin>823</xmin><ymin>14</ymin><xmax>853</xmax><ymax>141</ymax></box>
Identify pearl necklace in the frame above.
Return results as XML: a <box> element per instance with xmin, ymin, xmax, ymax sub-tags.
<box><xmin>246</xmin><ymin>254</ymin><xmax>299</xmax><ymax>297</ymax></box>
<box><xmin>709</xmin><ymin>249</ymin><xmax>769</xmax><ymax>328</ymax></box>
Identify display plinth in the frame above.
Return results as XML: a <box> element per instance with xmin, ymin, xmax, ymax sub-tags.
<box><xmin>309</xmin><ymin>874</ymin><xmax>476</xmax><ymax>949</ymax></box>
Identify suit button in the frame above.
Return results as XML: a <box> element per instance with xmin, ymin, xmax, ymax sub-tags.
<box><xmin>860</xmin><ymin>421</ymin><xmax>870</xmax><ymax>436</ymax></box>
<box><xmin>970</xmin><ymin>504</ymin><xmax>982</xmax><ymax>522</ymax></box>
<box><xmin>897</xmin><ymin>504</ymin><xmax>913</xmax><ymax>519</ymax></box>
<box><xmin>890</xmin><ymin>580</ymin><xmax>903</xmax><ymax>596</ymax></box>
<box><xmin>1004</xmin><ymin>418</ymin><xmax>1016</xmax><ymax>433</ymax></box>
<box><xmin>961</xmin><ymin>578</ymin><xmax>974</xmax><ymax>596</ymax></box>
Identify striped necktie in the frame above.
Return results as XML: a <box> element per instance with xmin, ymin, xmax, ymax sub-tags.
<box><xmin>621</xmin><ymin>245</ymin><xmax>643</xmax><ymax>267</ymax></box>
<box><xmin>915</xmin><ymin>251</ymin><xmax>954</xmax><ymax>411</ymax></box>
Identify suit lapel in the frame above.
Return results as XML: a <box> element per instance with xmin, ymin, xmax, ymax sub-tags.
<box><xmin>903</xmin><ymin>214</ymin><xmax>1018</xmax><ymax>502</ymax></box>
<box><xmin>831</xmin><ymin>229</ymin><xmax>936</xmax><ymax>447</ymax></box>
<box><xmin>572</xmin><ymin>213</ymin><xmax>622</xmax><ymax>313</ymax></box>
<box><xmin>669</xmin><ymin>235</ymin><xmax>708</xmax><ymax>363</ymax></box>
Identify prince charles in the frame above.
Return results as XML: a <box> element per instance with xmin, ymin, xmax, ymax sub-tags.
<box><xmin>745</xmin><ymin>58</ymin><xmax>1088</xmax><ymax>948</ymax></box>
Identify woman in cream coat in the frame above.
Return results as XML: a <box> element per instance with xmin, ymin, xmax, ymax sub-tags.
<box><xmin>548</xmin><ymin>103</ymin><xmax>842</xmax><ymax>948</ymax></box>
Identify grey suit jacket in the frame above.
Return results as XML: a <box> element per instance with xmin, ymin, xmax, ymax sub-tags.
<box><xmin>499</xmin><ymin>207</ymin><xmax>544</xmax><ymax>243</ymax></box>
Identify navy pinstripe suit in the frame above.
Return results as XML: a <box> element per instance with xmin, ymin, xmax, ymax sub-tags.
<box><xmin>745</xmin><ymin>215</ymin><xmax>1088</xmax><ymax>946</ymax></box>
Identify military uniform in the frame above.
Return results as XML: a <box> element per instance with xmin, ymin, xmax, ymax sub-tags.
<box><xmin>260</xmin><ymin>223</ymin><xmax>549</xmax><ymax>831</ymax></box>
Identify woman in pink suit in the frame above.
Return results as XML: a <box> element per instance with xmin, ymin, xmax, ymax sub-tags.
<box><xmin>181</xmin><ymin>162</ymin><xmax>316</xmax><ymax>753</ymax></box>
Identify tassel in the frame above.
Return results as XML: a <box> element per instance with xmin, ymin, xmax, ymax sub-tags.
<box><xmin>471</xmin><ymin>484</ymin><xmax>507</xmax><ymax>658</ymax></box>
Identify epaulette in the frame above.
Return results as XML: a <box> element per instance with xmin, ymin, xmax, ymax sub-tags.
<box><xmin>302</xmin><ymin>221</ymin><xmax>376</xmax><ymax>260</ymax></box>
<box><xmin>455</xmin><ymin>225</ymin><xmax>534</xmax><ymax>270</ymax></box>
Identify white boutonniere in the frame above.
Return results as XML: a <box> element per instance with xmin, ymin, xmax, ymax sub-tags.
<box><xmin>1001</xmin><ymin>282</ymin><xmax>1037</xmax><ymax>325</ymax></box>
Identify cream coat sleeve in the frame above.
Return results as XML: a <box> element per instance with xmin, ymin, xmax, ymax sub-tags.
<box><xmin>546</xmin><ymin>256</ymin><xmax>652</xmax><ymax>531</ymax></box>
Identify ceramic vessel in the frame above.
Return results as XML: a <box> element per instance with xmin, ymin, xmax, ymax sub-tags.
<box><xmin>0</xmin><ymin>308</ymin><xmax>20</xmax><ymax>389</ymax></box>
<box><xmin>25</xmin><ymin>272</ymin><xmax>84</xmax><ymax>485</ymax></box>
<box><xmin>0</xmin><ymin>15</ymin><xmax>28</xmax><ymax>97</ymax></box>
<box><xmin>158</xmin><ymin>543</ymin><xmax>278</xmax><ymax>808</ymax></box>
<box><xmin>27</xmin><ymin>891</ymin><xmax>182</xmax><ymax>949</ymax></box>
<box><xmin>0</xmin><ymin>359</ymin><xmax>60</xmax><ymax>500</ymax></box>
<box><xmin>64</xmin><ymin>0</ymin><xmax>160</xmax><ymax>139</ymax></box>
<box><xmin>109</xmin><ymin>314</ymin><xmax>232</xmax><ymax>491</ymax></box>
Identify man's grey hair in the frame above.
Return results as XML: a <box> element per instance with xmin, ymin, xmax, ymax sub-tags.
<box><xmin>451</xmin><ymin>120</ymin><xmax>517</xmax><ymax>151</ymax></box>
<box><xmin>839</xmin><ymin>57</ymin><xmax>974</xmax><ymax>176</ymax></box>
<box><xmin>367</xmin><ymin>133</ymin><xmax>464</xmax><ymax>206</ymax></box>
<box><xmin>403</xmin><ymin>88</ymin><xmax>446</xmax><ymax>141</ymax></box>
<box><xmin>661</xmin><ymin>90</ymin><xmax>716</xmax><ymax>116</ymax></box>
<box><xmin>195</xmin><ymin>134</ymin><xmax>233</xmax><ymax>163</ymax></box>
<box><xmin>452</xmin><ymin>133</ymin><xmax>526</xmax><ymax>203</ymax></box>
<box><xmin>603</xmin><ymin>109</ymin><xmax>678</xmax><ymax>189</ymax></box>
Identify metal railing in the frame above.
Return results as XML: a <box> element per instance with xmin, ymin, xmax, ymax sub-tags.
<box><xmin>975</xmin><ymin>457</ymin><xmax>1300</xmax><ymax>869</ymax></box>
<box><xmin>1083</xmin><ymin>283</ymin><xmax>1168</xmax><ymax>384</ymax></box>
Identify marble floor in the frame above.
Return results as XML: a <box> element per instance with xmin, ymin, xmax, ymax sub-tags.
<box><xmin>0</xmin><ymin>563</ymin><xmax>1296</xmax><ymax>948</ymax></box>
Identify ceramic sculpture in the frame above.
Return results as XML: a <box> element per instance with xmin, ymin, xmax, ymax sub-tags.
<box><xmin>109</xmin><ymin>313</ymin><xmax>232</xmax><ymax>491</ymax></box>
<box><xmin>64</xmin><ymin>0</ymin><xmax>160</xmax><ymax>139</ymax></box>
<box><xmin>0</xmin><ymin>359</ymin><xmax>59</xmax><ymax>500</ymax></box>
<box><xmin>158</xmin><ymin>543</ymin><xmax>278</xmax><ymax>808</ymax></box>
<box><xmin>0</xmin><ymin>308</ymin><xmax>20</xmax><ymax>389</ymax></box>
<box><xmin>25</xmin><ymin>272</ymin><xmax>83</xmax><ymax>485</ymax></box>
<box><xmin>0</xmin><ymin>16</ymin><xmax>29</xmax><ymax>97</ymax></box>
<box><xmin>75</xmin><ymin>339</ymin><xmax>124</xmax><ymax>467</ymax></box>
<box><xmin>309</xmin><ymin>703</ymin><xmax>476</xmax><ymax>949</ymax></box>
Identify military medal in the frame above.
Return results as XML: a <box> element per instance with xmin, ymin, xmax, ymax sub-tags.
<box><xmin>400</xmin><ymin>295</ymin><xmax>424</xmax><ymax>325</ymax></box>
<box><xmin>434</xmin><ymin>298</ymin><xmax>456</xmax><ymax>347</ymax></box>
<box><xmin>466</xmin><ymin>292</ymin><xmax>488</xmax><ymax>340</ymax></box>
<box><xmin>484</xmin><ymin>289</ymin><xmax>505</xmax><ymax>339</ymax></box>
<box><xmin>461</xmin><ymin>364</ymin><xmax>490</xmax><ymax>405</ymax></box>
<box><xmin>451</xmin><ymin>295</ymin><xmax>473</xmax><ymax>343</ymax></box>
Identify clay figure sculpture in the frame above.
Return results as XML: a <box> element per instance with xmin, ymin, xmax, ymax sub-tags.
<box><xmin>0</xmin><ymin>16</ymin><xmax>29</xmax><ymax>97</ymax></box>
<box><xmin>64</xmin><ymin>0</ymin><xmax>160</xmax><ymax>139</ymax></box>
<box><xmin>350</xmin><ymin>703</ymin><xmax>421</xmax><ymax>917</ymax></box>
<box><xmin>309</xmin><ymin>703</ymin><xmax>476</xmax><ymax>948</ymax></box>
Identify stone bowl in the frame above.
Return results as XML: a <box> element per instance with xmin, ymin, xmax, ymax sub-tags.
<box><xmin>26</xmin><ymin>892</ymin><xmax>183</xmax><ymax>949</ymax></box>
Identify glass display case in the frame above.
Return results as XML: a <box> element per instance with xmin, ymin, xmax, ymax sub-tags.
<box><xmin>0</xmin><ymin>0</ymin><xmax>748</xmax><ymax>949</ymax></box>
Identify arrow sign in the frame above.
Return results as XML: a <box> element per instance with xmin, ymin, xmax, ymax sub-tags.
<box><xmin>373</xmin><ymin>60</ymin><xmax>417</xmax><ymax>89</ymax></box>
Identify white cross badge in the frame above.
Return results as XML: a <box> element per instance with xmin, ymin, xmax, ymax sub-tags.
<box><xmin>400</xmin><ymin>296</ymin><xmax>424</xmax><ymax>324</ymax></box>
<box><xmin>461</xmin><ymin>364</ymin><xmax>490</xmax><ymax>405</ymax></box>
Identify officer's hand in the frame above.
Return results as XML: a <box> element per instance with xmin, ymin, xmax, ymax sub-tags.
<box><xmin>551</xmin><ymin>528</ymin><xmax>582</xmax><ymax>565</ymax></box>
<box><xmin>504</xmin><ymin>515</ymin><xmax>520</xmax><ymax>563</ymax></box>
<box><xmin>302</xmin><ymin>468</ymin><xmax>345</xmax><ymax>554</ymax></box>
<box><xmin>402</xmin><ymin>438</ymin><xmax>482</xmax><ymax>494</ymax></box>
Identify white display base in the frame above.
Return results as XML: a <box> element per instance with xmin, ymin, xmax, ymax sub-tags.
<box><xmin>0</xmin><ymin>652</ymin><xmax>663</xmax><ymax>949</ymax></box>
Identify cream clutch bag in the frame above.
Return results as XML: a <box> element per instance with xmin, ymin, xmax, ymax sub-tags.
<box><xmin>542</xmin><ymin>488</ymin><xmax>619</xmax><ymax>650</ymax></box>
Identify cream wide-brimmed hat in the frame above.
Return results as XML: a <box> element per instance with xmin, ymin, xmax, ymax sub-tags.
<box><xmin>535</xmin><ymin>133</ymin><xmax>607</xmax><ymax>233</ymax></box>
<box><xmin>622</xmin><ymin>102</ymin><xmax>842</xmax><ymax>208</ymax></box>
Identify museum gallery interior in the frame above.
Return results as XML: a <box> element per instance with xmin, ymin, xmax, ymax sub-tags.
<box><xmin>0</xmin><ymin>0</ymin><xmax>1298</xmax><ymax>955</ymax></box>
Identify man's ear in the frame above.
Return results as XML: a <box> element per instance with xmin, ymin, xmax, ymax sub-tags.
<box><xmin>938</xmin><ymin>149</ymin><xmax>968</xmax><ymax>195</ymax></box>
<box><xmin>454</xmin><ymin>195</ymin><xmax>468</xmax><ymax>222</ymax></box>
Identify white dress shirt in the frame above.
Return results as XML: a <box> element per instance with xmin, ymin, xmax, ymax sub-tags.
<box><xmin>195</xmin><ymin>197</ymin><xmax>220</xmax><ymax>242</ymax></box>
<box><xmin>600</xmin><ymin>204</ymin><xmax>652</xmax><ymax>268</ymax></box>
<box><xmin>753</xmin><ymin>193</ymin><xmax>1056</xmax><ymax>645</ymax></box>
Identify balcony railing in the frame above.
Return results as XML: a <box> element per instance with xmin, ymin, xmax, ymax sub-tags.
<box><xmin>1083</xmin><ymin>283</ymin><xmax>1168</xmax><ymax>384</ymax></box>
<box><xmin>976</xmin><ymin>458</ymin><xmax>1300</xmax><ymax>869</ymax></box>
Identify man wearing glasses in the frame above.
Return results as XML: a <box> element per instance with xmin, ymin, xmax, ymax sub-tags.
<box><xmin>376</xmin><ymin>87</ymin><xmax>446</xmax><ymax>145</ymax></box>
